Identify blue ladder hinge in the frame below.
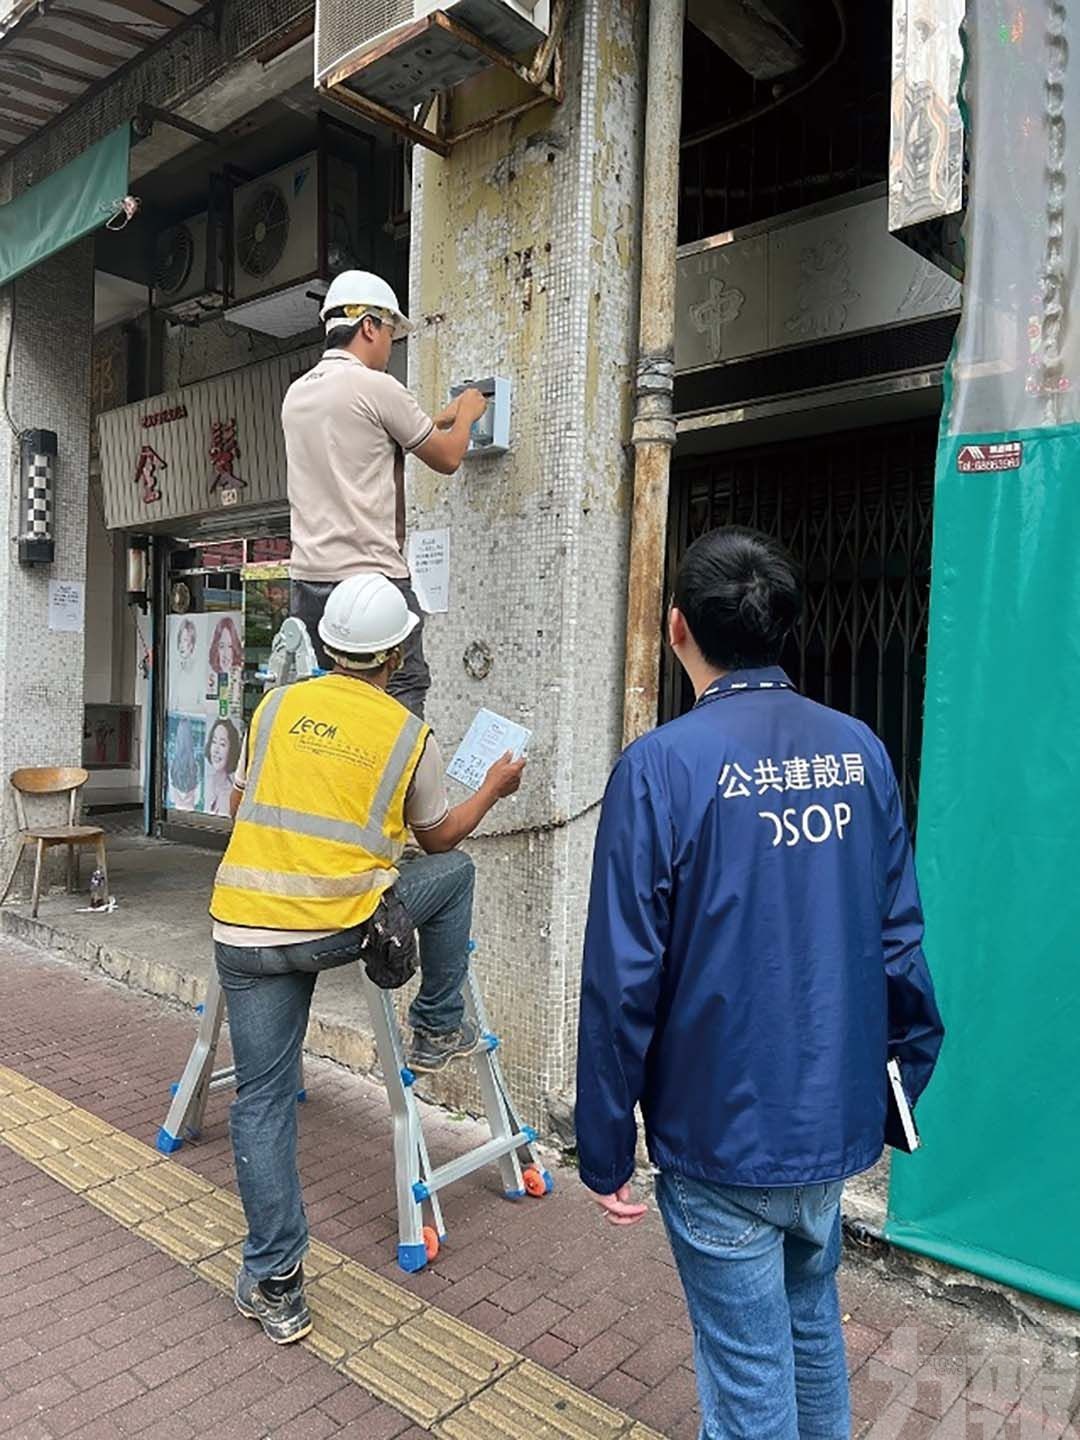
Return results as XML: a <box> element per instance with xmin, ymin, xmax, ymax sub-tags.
<box><xmin>400</xmin><ymin>1067</ymin><xmax>416</xmax><ymax>1088</ymax></box>
<box><xmin>412</xmin><ymin>1181</ymin><xmax>430</xmax><ymax>1203</ymax></box>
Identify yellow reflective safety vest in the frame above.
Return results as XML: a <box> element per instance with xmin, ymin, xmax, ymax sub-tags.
<box><xmin>210</xmin><ymin>674</ymin><xmax>429</xmax><ymax>932</ymax></box>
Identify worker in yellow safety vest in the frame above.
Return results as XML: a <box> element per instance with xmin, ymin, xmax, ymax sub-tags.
<box><xmin>210</xmin><ymin>572</ymin><xmax>525</xmax><ymax>1345</ymax></box>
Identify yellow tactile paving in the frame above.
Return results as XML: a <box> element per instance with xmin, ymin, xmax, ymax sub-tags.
<box><xmin>0</xmin><ymin>1086</ymin><xmax>71</xmax><ymax>1129</ymax></box>
<box><xmin>139</xmin><ymin>1194</ymin><xmax>249</xmax><ymax>1262</ymax></box>
<box><xmin>437</xmin><ymin>1361</ymin><xmax>631</xmax><ymax>1440</ymax></box>
<box><xmin>0</xmin><ymin>1071</ymin><xmax>650</xmax><ymax>1439</ymax></box>
<box><xmin>0</xmin><ymin>1064</ymin><xmax>35</xmax><ymax>1094</ymax></box>
<box><xmin>2</xmin><ymin>1107</ymin><xmax>113</xmax><ymax>1160</ymax></box>
<box><xmin>84</xmin><ymin>1156</ymin><xmax>211</xmax><ymax>1225</ymax></box>
<box><xmin>344</xmin><ymin>1309</ymin><xmax>518</xmax><ymax>1427</ymax></box>
<box><xmin>304</xmin><ymin>1259</ymin><xmax>424</xmax><ymax>1364</ymax></box>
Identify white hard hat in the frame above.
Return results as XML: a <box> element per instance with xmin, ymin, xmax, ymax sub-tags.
<box><xmin>318</xmin><ymin>574</ymin><xmax>419</xmax><ymax>664</ymax></box>
<box><xmin>319</xmin><ymin>270</ymin><xmax>414</xmax><ymax>336</ymax></box>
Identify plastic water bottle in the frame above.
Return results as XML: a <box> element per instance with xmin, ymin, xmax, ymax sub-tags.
<box><xmin>89</xmin><ymin>868</ymin><xmax>107</xmax><ymax>909</ymax></box>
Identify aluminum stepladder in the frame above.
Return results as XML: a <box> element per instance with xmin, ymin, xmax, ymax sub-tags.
<box><xmin>156</xmin><ymin>943</ymin><xmax>553</xmax><ymax>1271</ymax></box>
<box><xmin>365</xmin><ymin>946</ymin><xmax>553</xmax><ymax>1272</ymax></box>
<box><xmin>156</xmin><ymin>616</ymin><xmax>553</xmax><ymax>1270</ymax></box>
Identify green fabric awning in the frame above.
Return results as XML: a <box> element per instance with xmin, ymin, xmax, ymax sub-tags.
<box><xmin>0</xmin><ymin>125</ymin><xmax>130</xmax><ymax>289</ymax></box>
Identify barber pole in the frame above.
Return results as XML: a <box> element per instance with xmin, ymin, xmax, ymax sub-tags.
<box><xmin>18</xmin><ymin>429</ymin><xmax>56</xmax><ymax>566</ymax></box>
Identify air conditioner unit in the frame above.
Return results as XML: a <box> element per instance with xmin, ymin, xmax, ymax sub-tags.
<box><xmin>224</xmin><ymin>149</ymin><xmax>367</xmax><ymax>338</ymax></box>
<box><xmin>152</xmin><ymin>214</ymin><xmax>226</xmax><ymax>321</ymax></box>
<box><xmin>315</xmin><ymin>0</ymin><xmax>551</xmax><ymax>113</ymax></box>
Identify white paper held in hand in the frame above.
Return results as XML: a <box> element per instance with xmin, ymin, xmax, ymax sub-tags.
<box><xmin>447</xmin><ymin>708</ymin><xmax>532</xmax><ymax>792</ymax></box>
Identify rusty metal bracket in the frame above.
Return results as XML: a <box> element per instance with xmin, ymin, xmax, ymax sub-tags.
<box><xmin>318</xmin><ymin>0</ymin><xmax>568</xmax><ymax>157</ymax></box>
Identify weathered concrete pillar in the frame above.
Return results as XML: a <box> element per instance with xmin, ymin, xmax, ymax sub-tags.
<box><xmin>407</xmin><ymin>0</ymin><xmax>646</xmax><ymax>1126</ymax></box>
<box><xmin>0</xmin><ymin>240</ymin><xmax>95</xmax><ymax>894</ymax></box>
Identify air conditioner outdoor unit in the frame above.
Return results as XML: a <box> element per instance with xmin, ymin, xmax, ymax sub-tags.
<box><xmin>152</xmin><ymin>214</ymin><xmax>226</xmax><ymax>322</ymax></box>
<box><xmin>224</xmin><ymin>149</ymin><xmax>367</xmax><ymax>338</ymax></box>
<box><xmin>315</xmin><ymin>0</ymin><xmax>551</xmax><ymax>113</ymax></box>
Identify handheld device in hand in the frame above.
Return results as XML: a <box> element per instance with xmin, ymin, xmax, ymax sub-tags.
<box><xmin>885</xmin><ymin>1058</ymin><xmax>921</xmax><ymax>1153</ymax></box>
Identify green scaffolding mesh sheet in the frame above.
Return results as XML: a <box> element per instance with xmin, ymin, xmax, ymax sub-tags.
<box><xmin>886</xmin><ymin>1</ymin><xmax>1080</xmax><ymax>1310</ymax></box>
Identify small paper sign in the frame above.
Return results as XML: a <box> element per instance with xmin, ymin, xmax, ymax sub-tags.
<box><xmin>48</xmin><ymin>580</ymin><xmax>84</xmax><ymax>633</ymax></box>
<box><xmin>407</xmin><ymin>528</ymin><xmax>450</xmax><ymax>614</ymax></box>
<box><xmin>447</xmin><ymin>708</ymin><xmax>531</xmax><ymax>792</ymax></box>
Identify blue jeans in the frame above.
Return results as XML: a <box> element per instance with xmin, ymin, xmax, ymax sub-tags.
<box><xmin>656</xmin><ymin>1173</ymin><xmax>850</xmax><ymax>1440</ymax></box>
<box><xmin>215</xmin><ymin>849</ymin><xmax>475</xmax><ymax>1279</ymax></box>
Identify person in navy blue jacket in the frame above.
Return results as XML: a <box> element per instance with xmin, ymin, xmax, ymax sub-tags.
<box><xmin>576</xmin><ymin>526</ymin><xmax>944</xmax><ymax>1440</ymax></box>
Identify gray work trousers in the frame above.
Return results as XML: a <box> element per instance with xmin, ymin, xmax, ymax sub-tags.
<box><xmin>289</xmin><ymin>576</ymin><xmax>431</xmax><ymax>720</ymax></box>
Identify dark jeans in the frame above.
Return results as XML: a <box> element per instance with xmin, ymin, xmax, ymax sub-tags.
<box><xmin>657</xmin><ymin>1174</ymin><xmax>850</xmax><ymax>1440</ymax></box>
<box><xmin>290</xmin><ymin>576</ymin><xmax>431</xmax><ymax>719</ymax></box>
<box><xmin>215</xmin><ymin>849</ymin><xmax>475</xmax><ymax>1279</ymax></box>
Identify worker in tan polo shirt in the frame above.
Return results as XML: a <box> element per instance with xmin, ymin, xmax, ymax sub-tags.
<box><xmin>284</xmin><ymin>270</ymin><xmax>487</xmax><ymax>719</ymax></box>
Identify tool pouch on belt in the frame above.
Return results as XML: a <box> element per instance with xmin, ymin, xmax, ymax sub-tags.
<box><xmin>359</xmin><ymin>888</ymin><xmax>418</xmax><ymax>989</ymax></box>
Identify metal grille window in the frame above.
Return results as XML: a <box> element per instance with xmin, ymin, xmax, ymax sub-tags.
<box><xmin>663</xmin><ymin>421</ymin><xmax>936</xmax><ymax>827</ymax></box>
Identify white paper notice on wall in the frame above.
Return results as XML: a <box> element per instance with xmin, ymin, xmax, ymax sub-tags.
<box><xmin>447</xmin><ymin>708</ymin><xmax>531</xmax><ymax>792</ymax></box>
<box><xmin>406</xmin><ymin>528</ymin><xmax>450</xmax><ymax>614</ymax></box>
<box><xmin>48</xmin><ymin>581</ymin><xmax>85</xmax><ymax>633</ymax></box>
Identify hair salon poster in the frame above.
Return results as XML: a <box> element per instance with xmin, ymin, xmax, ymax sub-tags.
<box><xmin>166</xmin><ymin>613</ymin><xmax>244</xmax><ymax>818</ymax></box>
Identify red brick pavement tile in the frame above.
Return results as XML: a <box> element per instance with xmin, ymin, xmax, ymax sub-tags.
<box><xmin>173</xmin><ymin>1368</ymin><xmax>284</xmax><ymax>1434</ymax></box>
<box><xmin>550</xmin><ymin>1293</ymin><xmax>622</xmax><ymax>1349</ymax></box>
<box><xmin>875</xmin><ymin>1321</ymin><xmax>951</xmax><ymax>1375</ymax></box>
<box><xmin>591</xmin><ymin>1367</ymin><xmax>650</xmax><ymax>1411</ymax></box>
<box><xmin>850</xmin><ymin>1358</ymin><xmax>913</xmax><ymax>1419</ymax></box>
<box><xmin>621</xmin><ymin>1325</ymin><xmax>693</xmax><ymax>1386</ymax></box>
<box><xmin>935</xmin><ymin>1399</ymin><xmax>1009</xmax><ymax>1438</ymax></box>
<box><xmin>269</xmin><ymin>1409</ymin><xmax>341</xmax><ymax>1440</ymax></box>
<box><xmin>248</xmin><ymin>1366</ymin><xmax>351</xmax><ymax>1428</ymax></box>
<box><xmin>60</xmin><ymin>1421</ymin><xmax>126</xmax><ymax>1440</ymax></box>
<box><xmin>863</xmin><ymin>1402</ymin><xmax>939</xmax><ymax>1438</ymax></box>
<box><xmin>1000</xmin><ymin>1406</ymin><xmax>1078</xmax><ymax>1440</ymax></box>
<box><xmin>901</xmin><ymin>1349</ymin><xmax>979</xmax><ymax>1422</ymax></box>
<box><xmin>37</xmin><ymin>1371</ymin><xmax>147</xmax><ymax>1438</ymax></box>
<box><xmin>317</xmin><ymin>1383</ymin><xmax>389</xmax><ymax>1426</ymax></box>
<box><xmin>556</xmin><ymin>1328</ymin><xmax>640</xmax><ymax>1390</ymax></box>
<box><xmin>131</xmin><ymin>1318</ymin><xmax>247</xmax><ymax>1392</ymax></box>
<box><xmin>630</xmin><ymin>1363</ymin><xmax>701</xmax><ymax>1434</ymax></box>
<box><xmin>845</xmin><ymin>1320</ymin><xmax>889</xmax><ymax>1374</ymax></box>
<box><xmin>4</xmin><ymin>1335</ymin><xmax>102</xmax><ymax>1394</ymax></box>
<box><xmin>0</xmin><ymin>1337</ymin><xmax>37</xmax><ymax>1371</ymax></box>
<box><xmin>333</xmin><ymin>1409</ymin><xmax>419</xmax><ymax>1439</ymax></box>
<box><xmin>457</xmin><ymin>1298</ymin><xmax>509</xmax><ymax>1333</ymax></box>
<box><xmin>486</xmin><ymin>1295</ymin><xmax>572</xmax><ymax>1351</ymax></box>
<box><xmin>521</xmin><ymin>1333</ymin><xmax>576</xmax><ymax>1369</ymax></box>
<box><xmin>0</xmin><ymin>1373</ymin><xmax>77</xmax><ymax>1432</ymax></box>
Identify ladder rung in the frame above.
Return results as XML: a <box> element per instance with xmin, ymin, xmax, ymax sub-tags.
<box><xmin>413</xmin><ymin>1131</ymin><xmax>531</xmax><ymax>1200</ymax></box>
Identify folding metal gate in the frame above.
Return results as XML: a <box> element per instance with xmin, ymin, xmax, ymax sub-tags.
<box><xmin>664</xmin><ymin>420</ymin><xmax>936</xmax><ymax>826</ymax></box>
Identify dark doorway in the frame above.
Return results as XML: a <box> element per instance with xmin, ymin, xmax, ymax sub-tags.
<box><xmin>663</xmin><ymin>419</ymin><xmax>936</xmax><ymax>826</ymax></box>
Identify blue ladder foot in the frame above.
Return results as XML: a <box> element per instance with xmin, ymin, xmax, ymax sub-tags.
<box><xmin>156</xmin><ymin>1126</ymin><xmax>183</xmax><ymax>1154</ymax></box>
<box><xmin>397</xmin><ymin>1242</ymin><xmax>428</xmax><ymax>1273</ymax></box>
<box><xmin>505</xmin><ymin>1187</ymin><xmax>527</xmax><ymax>1200</ymax></box>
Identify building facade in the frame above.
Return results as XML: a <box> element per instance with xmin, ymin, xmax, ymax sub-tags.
<box><xmin>0</xmin><ymin>0</ymin><xmax>958</xmax><ymax>1127</ymax></box>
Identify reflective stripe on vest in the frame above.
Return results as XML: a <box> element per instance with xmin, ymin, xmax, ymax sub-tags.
<box><xmin>236</xmin><ymin>692</ymin><xmax>425</xmax><ymax>862</ymax></box>
<box><xmin>214</xmin><ymin>863</ymin><xmax>398</xmax><ymax>898</ymax></box>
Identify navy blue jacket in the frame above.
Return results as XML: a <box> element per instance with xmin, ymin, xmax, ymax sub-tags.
<box><xmin>575</xmin><ymin>667</ymin><xmax>944</xmax><ymax>1194</ymax></box>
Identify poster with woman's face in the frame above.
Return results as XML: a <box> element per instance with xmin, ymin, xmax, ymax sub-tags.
<box><xmin>166</xmin><ymin>610</ymin><xmax>244</xmax><ymax>817</ymax></box>
<box><xmin>166</xmin><ymin>714</ymin><xmax>206</xmax><ymax>812</ymax></box>
<box><xmin>204</xmin><ymin>717</ymin><xmax>242</xmax><ymax>817</ymax></box>
<box><xmin>167</xmin><ymin>615</ymin><xmax>206</xmax><ymax>715</ymax></box>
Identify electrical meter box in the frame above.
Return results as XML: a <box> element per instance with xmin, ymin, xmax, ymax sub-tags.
<box><xmin>449</xmin><ymin>376</ymin><xmax>511</xmax><ymax>456</ymax></box>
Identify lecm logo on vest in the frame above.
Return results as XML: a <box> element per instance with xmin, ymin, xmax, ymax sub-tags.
<box><xmin>288</xmin><ymin>715</ymin><xmax>339</xmax><ymax>741</ymax></box>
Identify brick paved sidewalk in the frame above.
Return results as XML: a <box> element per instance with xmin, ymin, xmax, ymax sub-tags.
<box><xmin>0</xmin><ymin>937</ymin><xmax>1078</xmax><ymax>1440</ymax></box>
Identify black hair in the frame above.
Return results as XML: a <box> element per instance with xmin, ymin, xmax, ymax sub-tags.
<box><xmin>673</xmin><ymin>525</ymin><xmax>801</xmax><ymax>670</ymax></box>
<box><xmin>325</xmin><ymin>311</ymin><xmax>382</xmax><ymax>351</ymax></box>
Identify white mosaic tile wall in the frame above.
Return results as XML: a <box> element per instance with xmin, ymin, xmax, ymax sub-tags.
<box><xmin>0</xmin><ymin>240</ymin><xmax>96</xmax><ymax>889</ymax></box>
<box><xmin>405</xmin><ymin>0</ymin><xmax>646</xmax><ymax>1124</ymax></box>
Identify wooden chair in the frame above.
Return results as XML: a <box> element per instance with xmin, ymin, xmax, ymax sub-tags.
<box><xmin>1</xmin><ymin>767</ymin><xmax>107</xmax><ymax>919</ymax></box>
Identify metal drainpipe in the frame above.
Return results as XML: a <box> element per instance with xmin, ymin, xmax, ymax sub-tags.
<box><xmin>622</xmin><ymin>0</ymin><xmax>685</xmax><ymax>746</ymax></box>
